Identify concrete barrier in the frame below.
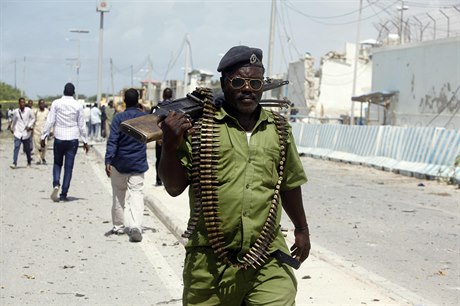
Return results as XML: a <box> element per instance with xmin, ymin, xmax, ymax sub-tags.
<box><xmin>425</xmin><ymin>128</ymin><xmax>460</xmax><ymax>179</ymax></box>
<box><xmin>291</xmin><ymin>122</ymin><xmax>460</xmax><ymax>182</ymax></box>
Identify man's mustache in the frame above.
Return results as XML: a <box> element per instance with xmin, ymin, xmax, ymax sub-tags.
<box><xmin>237</xmin><ymin>93</ymin><xmax>256</xmax><ymax>101</ymax></box>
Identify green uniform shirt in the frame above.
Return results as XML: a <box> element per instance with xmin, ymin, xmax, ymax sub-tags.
<box><xmin>178</xmin><ymin>105</ymin><xmax>307</xmax><ymax>263</ymax></box>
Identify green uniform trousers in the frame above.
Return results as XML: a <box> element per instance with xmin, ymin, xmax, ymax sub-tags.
<box><xmin>183</xmin><ymin>247</ymin><xmax>297</xmax><ymax>306</ymax></box>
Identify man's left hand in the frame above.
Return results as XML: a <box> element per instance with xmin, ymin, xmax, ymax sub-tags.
<box><xmin>83</xmin><ymin>143</ymin><xmax>90</xmax><ymax>153</ymax></box>
<box><xmin>290</xmin><ymin>226</ymin><xmax>311</xmax><ymax>263</ymax></box>
<box><xmin>105</xmin><ymin>164</ymin><xmax>112</xmax><ymax>177</ymax></box>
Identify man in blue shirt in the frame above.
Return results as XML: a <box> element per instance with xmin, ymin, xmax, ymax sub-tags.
<box><xmin>104</xmin><ymin>88</ymin><xmax>149</xmax><ymax>242</ymax></box>
<box><xmin>153</xmin><ymin>87</ymin><xmax>173</xmax><ymax>186</ymax></box>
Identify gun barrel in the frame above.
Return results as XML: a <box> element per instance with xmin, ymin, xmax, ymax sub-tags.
<box><xmin>260</xmin><ymin>99</ymin><xmax>291</xmax><ymax>109</ymax></box>
<box><xmin>263</xmin><ymin>80</ymin><xmax>289</xmax><ymax>91</ymax></box>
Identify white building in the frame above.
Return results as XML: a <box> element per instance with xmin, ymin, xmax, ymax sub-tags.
<box><xmin>188</xmin><ymin>69</ymin><xmax>214</xmax><ymax>91</ymax></box>
<box><xmin>316</xmin><ymin>42</ymin><xmax>373</xmax><ymax>123</ymax></box>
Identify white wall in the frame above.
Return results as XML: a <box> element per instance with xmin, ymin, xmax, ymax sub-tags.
<box><xmin>371</xmin><ymin>37</ymin><xmax>460</xmax><ymax>129</ymax></box>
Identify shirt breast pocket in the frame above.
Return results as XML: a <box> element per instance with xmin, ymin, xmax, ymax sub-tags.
<box><xmin>216</xmin><ymin>146</ymin><xmax>235</xmax><ymax>185</ymax></box>
<box><xmin>254</xmin><ymin>146</ymin><xmax>280</xmax><ymax>187</ymax></box>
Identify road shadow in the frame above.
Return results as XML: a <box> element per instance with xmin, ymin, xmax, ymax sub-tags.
<box><xmin>63</xmin><ymin>196</ymin><xmax>85</xmax><ymax>202</ymax></box>
<box><xmin>39</xmin><ymin>196</ymin><xmax>87</xmax><ymax>202</ymax></box>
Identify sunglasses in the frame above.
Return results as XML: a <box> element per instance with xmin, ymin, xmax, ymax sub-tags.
<box><xmin>227</xmin><ymin>77</ymin><xmax>264</xmax><ymax>91</ymax></box>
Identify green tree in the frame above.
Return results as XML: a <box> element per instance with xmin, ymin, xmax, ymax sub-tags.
<box><xmin>0</xmin><ymin>82</ymin><xmax>22</xmax><ymax>100</ymax></box>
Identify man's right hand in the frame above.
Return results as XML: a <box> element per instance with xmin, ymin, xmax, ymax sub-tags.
<box><xmin>157</xmin><ymin>111</ymin><xmax>192</xmax><ymax>197</ymax></box>
<box><xmin>40</xmin><ymin>139</ymin><xmax>46</xmax><ymax>148</ymax></box>
<box><xmin>160</xmin><ymin>111</ymin><xmax>194</xmax><ymax>151</ymax></box>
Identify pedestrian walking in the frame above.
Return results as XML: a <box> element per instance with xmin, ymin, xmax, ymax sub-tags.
<box><xmin>40</xmin><ymin>83</ymin><xmax>89</xmax><ymax>202</ymax></box>
<box><xmin>0</xmin><ymin>105</ymin><xmax>3</xmax><ymax>132</ymax></box>
<box><xmin>153</xmin><ymin>88</ymin><xmax>173</xmax><ymax>186</ymax></box>
<box><xmin>100</xmin><ymin>104</ymin><xmax>107</xmax><ymax>138</ymax></box>
<box><xmin>33</xmin><ymin>99</ymin><xmax>50</xmax><ymax>164</ymax></box>
<box><xmin>105</xmin><ymin>100</ymin><xmax>116</xmax><ymax>138</ymax></box>
<box><xmin>105</xmin><ymin>88</ymin><xmax>149</xmax><ymax>242</ymax></box>
<box><xmin>7</xmin><ymin>107</ymin><xmax>14</xmax><ymax>124</ymax></box>
<box><xmin>158</xmin><ymin>45</ymin><xmax>310</xmax><ymax>305</ymax></box>
<box><xmin>25</xmin><ymin>99</ymin><xmax>35</xmax><ymax>155</ymax></box>
<box><xmin>290</xmin><ymin>102</ymin><xmax>299</xmax><ymax>122</ymax></box>
<box><xmin>90</xmin><ymin>103</ymin><xmax>102</xmax><ymax>142</ymax></box>
<box><xmin>84</xmin><ymin>104</ymin><xmax>91</xmax><ymax>137</ymax></box>
<box><xmin>10</xmin><ymin>97</ymin><xmax>35</xmax><ymax>169</ymax></box>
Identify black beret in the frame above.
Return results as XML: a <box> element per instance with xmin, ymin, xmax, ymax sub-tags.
<box><xmin>217</xmin><ymin>45</ymin><xmax>264</xmax><ymax>73</ymax></box>
<box><xmin>63</xmin><ymin>82</ymin><xmax>75</xmax><ymax>96</ymax></box>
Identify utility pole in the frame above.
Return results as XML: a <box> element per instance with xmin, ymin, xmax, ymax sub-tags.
<box><xmin>96</xmin><ymin>0</ymin><xmax>110</xmax><ymax>106</ymax></box>
<box><xmin>76</xmin><ymin>39</ymin><xmax>81</xmax><ymax>100</ymax></box>
<box><xmin>183</xmin><ymin>34</ymin><xmax>190</xmax><ymax>97</ymax></box>
<box><xmin>110</xmin><ymin>58</ymin><xmax>115</xmax><ymax>101</ymax></box>
<box><xmin>130</xmin><ymin>65</ymin><xmax>133</xmax><ymax>87</ymax></box>
<box><xmin>350</xmin><ymin>0</ymin><xmax>363</xmax><ymax>125</ymax></box>
<box><xmin>14</xmin><ymin>59</ymin><xmax>17</xmax><ymax>89</ymax></box>
<box><xmin>22</xmin><ymin>56</ymin><xmax>26</xmax><ymax>97</ymax></box>
<box><xmin>147</xmin><ymin>56</ymin><xmax>154</xmax><ymax>107</ymax></box>
<box><xmin>267</xmin><ymin>0</ymin><xmax>276</xmax><ymax>79</ymax></box>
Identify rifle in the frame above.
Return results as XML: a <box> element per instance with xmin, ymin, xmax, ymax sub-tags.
<box><xmin>120</xmin><ymin>80</ymin><xmax>290</xmax><ymax>144</ymax></box>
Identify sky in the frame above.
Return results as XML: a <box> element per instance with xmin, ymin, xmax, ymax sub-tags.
<box><xmin>1</xmin><ymin>0</ymin><xmax>459</xmax><ymax>99</ymax></box>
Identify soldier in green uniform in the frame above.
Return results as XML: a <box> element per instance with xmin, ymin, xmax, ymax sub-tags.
<box><xmin>159</xmin><ymin>45</ymin><xmax>311</xmax><ymax>305</ymax></box>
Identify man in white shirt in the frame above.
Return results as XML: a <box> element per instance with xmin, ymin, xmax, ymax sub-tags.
<box><xmin>41</xmin><ymin>83</ymin><xmax>89</xmax><ymax>202</ymax></box>
<box><xmin>84</xmin><ymin>104</ymin><xmax>91</xmax><ymax>137</ymax></box>
<box><xmin>10</xmin><ymin>97</ymin><xmax>36</xmax><ymax>169</ymax></box>
<box><xmin>90</xmin><ymin>103</ymin><xmax>102</xmax><ymax>142</ymax></box>
<box><xmin>33</xmin><ymin>99</ymin><xmax>50</xmax><ymax>165</ymax></box>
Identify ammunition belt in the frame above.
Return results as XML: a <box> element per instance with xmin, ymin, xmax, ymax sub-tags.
<box><xmin>182</xmin><ymin>87</ymin><xmax>289</xmax><ymax>270</ymax></box>
<box><xmin>182</xmin><ymin>87</ymin><xmax>217</xmax><ymax>241</ymax></box>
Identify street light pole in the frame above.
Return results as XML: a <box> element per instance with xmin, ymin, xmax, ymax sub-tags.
<box><xmin>76</xmin><ymin>39</ymin><xmax>81</xmax><ymax>100</ymax></box>
<box><xmin>96</xmin><ymin>1</ymin><xmax>110</xmax><ymax>107</ymax></box>
<box><xmin>69</xmin><ymin>29</ymin><xmax>90</xmax><ymax>101</ymax></box>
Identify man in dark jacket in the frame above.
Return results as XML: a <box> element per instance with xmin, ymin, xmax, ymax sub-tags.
<box><xmin>153</xmin><ymin>87</ymin><xmax>173</xmax><ymax>186</ymax></box>
<box><xmin>104</xmin><ymin>88</ymin><xmax>148</xmax><ymax>242</ymax></box>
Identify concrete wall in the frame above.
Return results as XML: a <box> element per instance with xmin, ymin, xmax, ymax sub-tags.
<box><xmin>371</xmin><ymin>37</ymin><xmax>460</xmax><ymax>129</ymax></box>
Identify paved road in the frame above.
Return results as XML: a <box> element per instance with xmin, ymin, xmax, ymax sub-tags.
<box><xmin>288</xmin><ymin>156</ymin><xmax>460</xmax><ymax>305</ymax></box>
<box><xmin>2</xmin><ymin>132</ymin><xmax>459</xmax><ymax>305</ymax></box>
<box><xmin>0</xmin><ymin>138</ymin><xmax>184</xmax><ymax>305</ymax></box>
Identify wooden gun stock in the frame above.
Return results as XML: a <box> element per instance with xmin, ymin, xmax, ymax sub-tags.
<box><xmin>120</xmin><ymin>94</ymin><xmax>203</xmax><ymax>144</ymax></box>
<box><xmin>119</xmin><ymin>114</ymin><xmax>163</xmax><ymax>144</ymax></box>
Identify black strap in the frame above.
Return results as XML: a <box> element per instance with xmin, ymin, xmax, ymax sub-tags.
<box><xmin>271</xmin><ymin>250</ymin><xmax>301</xmax><ymax>269</ymax></box>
